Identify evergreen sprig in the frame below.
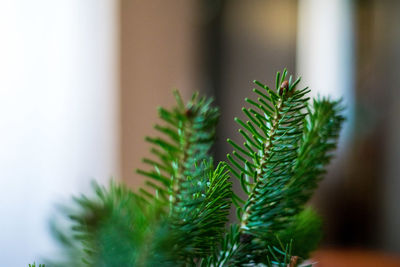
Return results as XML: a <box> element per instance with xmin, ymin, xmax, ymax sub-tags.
<box><xmin>137</xmin><ymin>91</ymin><xmax>232</xmax><ymax>261</ymax></box>
<box><xmin>46</xmin><ymin>69</ymin><xmax>344</xmax><ymax>267</ymax></box>
<box><xmin>221</xmin><ymin>69</ymin><xmax>344</xmax><ymax>264</ymax></box>
<box><xmin>49</xmin><ymin>181</ymin><xmax>173</xmax><ymax>267</ymax></box>
<box><xmin>228</xmin><ymin>70</ymin><xmax>309</xmax><ymax>233</ymax></box>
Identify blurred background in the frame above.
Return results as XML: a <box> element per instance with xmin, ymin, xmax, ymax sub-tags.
<box><xmin>1</xmin><ymin>0</ymin><xmax>400</xmax><ymax>265</ymax></box>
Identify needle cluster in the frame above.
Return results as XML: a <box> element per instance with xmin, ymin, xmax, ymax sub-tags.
<box><xmin>48</xmin><ymin>70</ymin><xmax>344</xmax><ymax>267</ymax></box>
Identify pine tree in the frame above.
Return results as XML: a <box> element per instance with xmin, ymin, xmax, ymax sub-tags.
<box><xmin>46</xmin><ymin>69</ymin><xmax>344</xmax><ymax>267</ymax></box>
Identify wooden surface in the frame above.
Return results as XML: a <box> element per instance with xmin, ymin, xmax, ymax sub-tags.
<box><xmin>311</xmin><ymin>249</ymin><xmax>400</xmax><ymax>267</ymax></box>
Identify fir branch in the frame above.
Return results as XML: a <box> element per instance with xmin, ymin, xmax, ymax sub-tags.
<box><xmin>138</xmin><ymin>91</ymin><xmax>231</xmax><ymax>260</ymax></box>
<box><xmin>138</xmin><ymin>91</ymin><xmax>219</xmax><ymax>204</ymax></box>
<box><xmin>206</xmin><ymin>224</ymin><xmax>295</xmax><ymax>267</ymax></box>
<box><xmin>46</xmin><ymin>70</ymin><xmax>344</xmax><ymax>267</ymax></box>
<box><xmin>226</xmin><ymin>69</ymin><xmax>344</xmax><ymax>265</ymax></box>
<box><xmin>228</xmin><ymin>69</ymin><xmax>308</xmax><ymax>236</ymax></box>
<box><xmin>50</xmin><ymin>181</ymin><xmax>182</xmax><ymax>267</ymax></box>
<box><xmin>70</xmin><ymin>182</ymin><xmax>166</xmax><ymax>266</ymax></box>
<box><xmin>288</xmin><ymin>97</ymin><xmax>345</xmax><ymax>204</ymax></box>
<box><xmin>273</xmin><ymin>207</ymin><xmax>322</xmax><ymax>260</ymax></box>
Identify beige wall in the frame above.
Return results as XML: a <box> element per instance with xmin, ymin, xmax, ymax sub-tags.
<box><xmin>120</xmin><ymin>0</ymin><xmax>199</xmax><ymax>188</ymax></box>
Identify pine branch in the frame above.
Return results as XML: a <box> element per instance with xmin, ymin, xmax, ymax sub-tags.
<box><xmin>226</xmin><ymin>69</ymin><xmax>344</xmax><ymax>264</ymax></box>
<box><xmin>205</xmin><ymin>224</ymin><xmax>296</xmax><ymax>267</ymax></box>
<box><xmin>228</xmin><ymin>69</ymin><xmax>308</xmax><ymax>234</ymax></box>
<box><xmin>138</xmin><ymin>91</ymin><xmax>219</xmax><ymax>203</ymax></box>
<box><xmin>138</xmin><ymin>91</ymin><xmax>231</xmax><ymax>260</ymax></box>
<box><xmin>288</xmin><ymin>97</ymin><xmax>345</xmax><ymax>204</ymax></box>
<box><xmin>46</xmin><ymin>70</ymin><xmax>344</xmax><ymax>267</ymax></box>
<box><xmin>50</xmin><ymin>181</ymin><xmax>185</xmax><ymax>267</ymax></box>
<box><xmin>184</xmin><ymin>162</ymin><xmax>232</xmax><ymax>257</ymax></box>
<box><xmin>71</xmin><ymin>182</ymin><xmax>169</xmax><ymax>266</ymax></box>
<box><xmin>273</xmin><ymin>207</ymin><xmax>322</xmax><ymax>260</ymax></box>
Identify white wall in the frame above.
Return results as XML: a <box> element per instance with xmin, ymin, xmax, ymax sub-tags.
<box><xmin>0</xmin><ymin>1</ymin><xmax>118</xmax><ymax>265</ymax></box>
<box><xmin>297</xmin><ymin>0</ymin><xmax>355</xmax><ymax>144</ymax></box>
